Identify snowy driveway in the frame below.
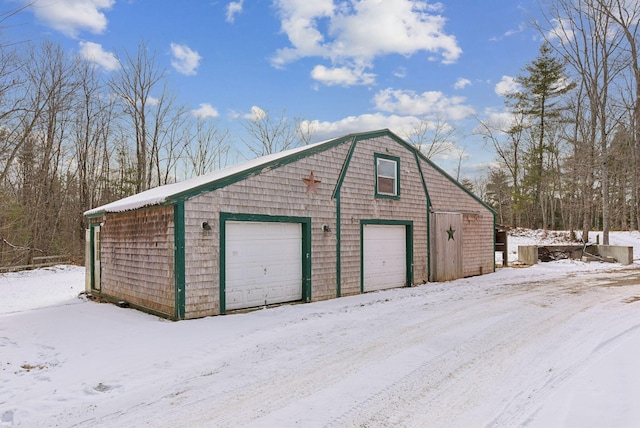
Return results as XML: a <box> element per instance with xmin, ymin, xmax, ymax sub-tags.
<box><xmin>2</xmin><ymin>263</ymin><xmax>640</xmax><ymax>427</ymax></box>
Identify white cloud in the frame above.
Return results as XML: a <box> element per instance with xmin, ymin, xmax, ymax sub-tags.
<box><xmin>504</xmin><ymin>23</ymin><xmax>526</xmax><ymax>37</ymax></box>
<box><xmin>147</xmin><ymin>96</ymin><xmax>160</xmax><ymax>107</ymax></box>
<box><xmin>300</xmin><ymin>113</ymin><xmax>422</xmax><ymax>140</ymax></box>
<box><xmin>170</xmin><ymin>43</ymin><xmax>202</xmax><ymax>76</ymax></box>
<box><xmin>272</xmin><ymin>0</ymin><xmax>461</xmax><ymax>86</ymax></box>
<box><xmin>494</xmin><ymin>75</ymin><xmax>520</xmax><ymax>96</ymax></box>
<box><xmin>245</xmin><ymin>105</ymin><xmax>267</xmax><ymax>120</ymax></box>
<box><xmin>547</xmin><ymin>18</ymin><xmax>574</xmax><ymax>43</ymax></box>
<box><xmin>474</xmin><ymin>108</ymin><xmax>529</xmax><ymax>135</ymax></box>
<box><xmin>484</xmin><ymin>110</ymin><xmax>515</xmax><ymax>130</ymax></box>
<box><xmin>454</xmin><ymin>78</ymin><xmax>471</xmax><ymax>90</ymax></box>
<box><xmin>270</xmin><ymin>0</ymin><xmax>334</xmax><ymax>68</ymax></box>
<box><xmin>192</xmin><ymin>103</ymin><xmax>219</xmax><ymax>119</ymax></box>
<box><xmin>78</xmin><ymin>41</ymin><xmax>119</xmax><ymax>71</ymax></box>
<box><xmin>28</xmin><ymin>0</ymin><xmax>114</xmax><ymax>38</ymax></box>
<box><xmin>310</xmin><ymin>65</ymin><xmax>375</xmax><ymax>86</ymax></box>
<box><xmin>490</xmin><ymin>23</ymin><xmax>526</xmax><ymax>42</ymax></box>
<box><xmin>393</xmin><ymin>67</ymin><xmax>407</xmax><ymax>78</ymax></box>
<box><xmin>226</xmin><ymin>0</ymin><xmax>244</xmax><ymax>23</ymax></box>
<box><xmin>373</xmin><ymin>88</ymin><xmax>475</xmax><ymax>120</ymax></box>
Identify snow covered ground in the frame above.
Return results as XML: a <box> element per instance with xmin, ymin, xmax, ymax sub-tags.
<box><xmin>2</xmin><ymin>231</ymin><xmax>640</xmax><ymax>427</ymax></box>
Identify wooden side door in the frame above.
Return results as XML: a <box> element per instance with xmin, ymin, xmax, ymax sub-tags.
<box><xmin>431</xmin><ymin>212</ymin><xmax>463</xmax><ymax>281</ymax></box>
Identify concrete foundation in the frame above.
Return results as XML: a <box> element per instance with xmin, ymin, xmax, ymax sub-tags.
<box><xmin>596</xmin><ymin>245</ymin><xmax>633</xmax><ymax>265</ymax></box>
<box><xmin>517</xmin><ymin>245</ymin><xmax>634</xmax><ymax>265</ymax></box>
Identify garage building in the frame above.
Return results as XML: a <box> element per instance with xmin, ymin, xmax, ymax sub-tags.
<box><xmin>85</xmin><ymin>129</ymin><xmax>495</xmax><ymax>320</ymax></box>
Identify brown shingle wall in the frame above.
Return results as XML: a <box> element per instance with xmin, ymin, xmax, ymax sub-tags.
<box><xmin>97</xmin><ymin>134</ymin><xmax>493</xmax><ymax>320</ymax></box>
<box><xmin>183</xmin><ymin>143</ymin><xmax>350</xmax><ymax>318</ymax></box>
<box><xmin>421</xmin><ymin>159</ymin><xmax>495</xmax><ymax>278</ymax></box>
<box><xmin>339</xmin><ymin>136</ymin><xmax>430</xmax><ymax>295</ymax></box>
<box><xmin>100</xmin><ymin>207</ymin><xmax>175</xmax><ymax>316</ymax></box>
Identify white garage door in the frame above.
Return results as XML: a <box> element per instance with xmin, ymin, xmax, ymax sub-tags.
<box><xmin>225</xmin><ymin>221</ymin><xmax>302</xmax><ymax>311</ymax></box>
<box><xmin>363</xmin><ymin>224</ymin><xmax>407</xmax><ymax>292</ymax></box>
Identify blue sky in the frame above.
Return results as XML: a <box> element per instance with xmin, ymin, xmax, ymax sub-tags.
<box><xmin>2</xmin><ymin>0</ymin><xmax>545</xmax><ymax>179</ymax></box>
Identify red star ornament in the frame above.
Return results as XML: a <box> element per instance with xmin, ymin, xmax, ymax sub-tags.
<box><xmin>302</xmin><ymin>171</ymin><xmax>321</xmax><ymax>194</ymax></box>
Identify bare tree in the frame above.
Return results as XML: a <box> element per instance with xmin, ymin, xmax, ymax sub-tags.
<box><xmin>404</xmin><ymin>115</ymin><xmax>459</xmax><ymax>160</ymax></box>
<box><xmin>72</xmin><ymin>60</ymin><xmax>115</xmax><ymax>243</ymax></box>
<box><xmin>475</xmin><ymin>112</ymin><xmax>528</xmax><ymax>225</ymax></box>
<box><xmin>295</xmin><ymin>118</ymin><xmax>316</xmax><ymax>146</ymax></box>
<box><xmin>108</xmin><ymin>41</ymin><xmax>165</xmax><ymax>192</ymax></box>
<box><xmin>0</xmin><ymin>23</ymin><xmax>26</xmax><ymax>184</ymax></box>
<box><xmin>185</xmin><ymin>118</ymin><xmax>232</xmax><ymax>177</ymax></box>
<box><xmin>145</xmin><ymin>88</ymin><xmax>190</xmax><ymax>186</ymax></box>
<box><xmin>593</xmin><ymin>0</ymin><xmax>640</xmax><ymax>230</ymax></box>
<box><xmin>454</xmin><ymin>146</ymin><xmax>469</xmax><ymax>182</ymax></box>
<box><xmin>7</xmin><ymin>42</ymin><xmax>82</xmax><ymax>261</ymax></box>
<box><xmin>539</xmin><ymin>0</ymin><xmax>627</xmax><ymax>243</ymax></box>
<box><xmin>242</xmin><ymin>107</ymin><xmax>310</xmax><ymax>156</ymax></box>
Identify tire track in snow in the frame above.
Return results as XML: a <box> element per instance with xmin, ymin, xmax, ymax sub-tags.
<box><xmin>65</xmin><ymin>268</ymin><xmax>640</xmax><ymax>428</ymax></box>
<box><xmin>158</xmin><ymin>297</ymin><xmax>525</xmax><ymax>427</ymax></box>
<box><xmin>168</xmin><ymin>273</ymin><xmax>622</xmax><ymax>426</ymax></box>
<box><xmin>324</xmin><ymin>271</ymin><xmax>640</xmax><ymax>427</ymax></box>
<box><xmin>89</xmin><ymin>282</ymin><xmax>547</xmax><ymax>427</ymax></box>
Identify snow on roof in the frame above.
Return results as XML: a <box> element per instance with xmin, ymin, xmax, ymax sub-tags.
<box><xmin>84</xmin><ymin>137</ymin><xmax>337</xmax><ymax>216</ymax></box>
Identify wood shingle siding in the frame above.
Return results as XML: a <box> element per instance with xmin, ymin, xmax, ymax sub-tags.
<box><xmin>182</xmin><ymin>142</ymin><xmax>349</xmax><ymax>318</ymax></box>
<box><xmin>420</xmin><ymin>157</ymin><xmax>495</xmax><ymax>280</ymax></box>
<box><xmin>99</xmin><ymin>207</ymin><xmax>175</xmax><ymax>317</ymax></box>
<box><xmin>85</xmin><ymin>129</ymin><xmax>496</xmax><ymax>320</ymax></box>
<box><xmin>338</xmin><ymin>136</ymin><xmax>429</xmax><ymax>293</ymax></box>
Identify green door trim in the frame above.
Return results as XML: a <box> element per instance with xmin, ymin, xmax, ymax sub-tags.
<box><xmin>219</xmin><ymin>212</ymin><xmax>312</xmax><ymax>315</ymax></box>
<box><xmin>174</xmin><ymin>201</ymin><xmax>186</xmax><ymax>320</ymax></box>
<box><xmin>89</xmin><ymin>222</ymin><xmax>101</xmax><ymax>291</ymax></box>
<box><xmin>359</xmin><ymin>219</ymin><xmax>414</xmax><ymax>294</ymax></box>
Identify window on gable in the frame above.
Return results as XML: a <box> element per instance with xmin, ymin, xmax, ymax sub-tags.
<box><xmin>375</xmin><ymin>154</ymin><xmax>399</xmax><ymax>198</ymax></box>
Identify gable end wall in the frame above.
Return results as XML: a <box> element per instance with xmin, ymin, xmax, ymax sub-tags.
<box><xmin>338</xmin><ymin>136</ymin><xmax>430</xmax><ymax>295</ymax></box>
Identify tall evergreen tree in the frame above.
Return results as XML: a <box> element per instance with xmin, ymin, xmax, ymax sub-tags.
<box><xmin>507</xmin><ymin>43</ymin><xmax>575</xmax><ymax>228</ymax></box>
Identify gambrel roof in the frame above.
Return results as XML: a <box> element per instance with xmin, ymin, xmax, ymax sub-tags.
<box><xmin>85</xmin><ymin>129</ymin><xmax>493</xmax><ymax>217</ymax></box>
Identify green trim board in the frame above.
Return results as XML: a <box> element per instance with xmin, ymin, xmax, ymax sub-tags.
<box><xmin>88</xmin><ymin>222</ymin><xmax>100</xmax><ymax>291</ymax></box>
<box><xmin>413</xmin><ymin>151</ymin><xmax>432</xmax><ymax>280</ymax></box>
<box><xmin>174</xmin><ymin>201</ymin><xmax>186</xmax><ymax>320</ymax></box>
<box><xmin>374</xmin><ymin>152</ymin><xmax>401</xmax><ymax>199</ymax></box>
<box><xmin>87</xmin><ymin>128</ymin><xmax>494</xmax><ymax>220</ymax></box>
<box><xmin>335</xmin><ymin>194</ymin><xmax>342</xmax><ymax>298</ymax></box>
<box><xmin>168</xmin><ymin>136</ymin><xmax>352</xmax><ymax>205</ymax></box>
<box><xmin>413</xmin><ymin>150</ymin><xmax>495</xmax><ymax>216</ymax></box>
<box><xmin>331</xmin><ymin>133</ymin><xmax>434</xmax><ymax>293</ymax></box>
<box><xmin>332</xmin><ymin>136</ymin><xmax>358</xmax><ymax>199</ymax></box>
<box><xmin>359</xmin><ymin>219</ymin><xmax>414</xmax><ymax>293</ymax></box>
<box><xmin>85</xmin><ymin>128</ymin><xmax>495</xmax><ymax>320</ymax></box>
<box><xmin>333</xmin><ymin>136</ymin><xmax>358</xmax><ymax>298</ymax></box>
<box><xmin>85</xmin><ymin>135</ymin><xmax>354</xmax><ymax>219</ymax></box>
<box><xmin>493</xmin><ymin>215</ymin><xmax>497</xmax><ymax>271</ymax></box>
<box><xmin>218</xmin><ymin>212</ymin><xmax>312</xmax><ymax>315</ymax></box>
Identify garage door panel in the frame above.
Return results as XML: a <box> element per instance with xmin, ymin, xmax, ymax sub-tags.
<box><xmin>226</xmin><ymin>221</ymin><xmax>302</xmax><ymax>311</ymax></box>
<box><xmin>363</xmin><ymin>224</ymin><xmax>407</xmax><ymax>292</ymax></box>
